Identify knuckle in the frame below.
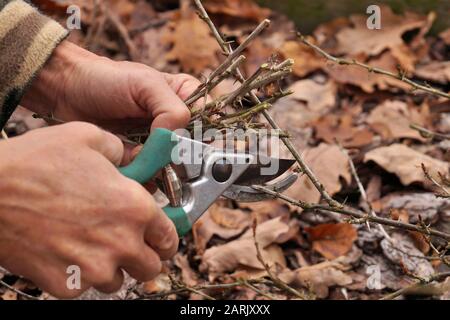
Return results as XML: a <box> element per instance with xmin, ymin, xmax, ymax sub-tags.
<box><xmin>66</xmin><ymin>122</ymin><xmax>102</xmax><ymax>140</ymax></box>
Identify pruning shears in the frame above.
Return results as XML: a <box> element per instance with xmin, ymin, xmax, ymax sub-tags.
<box><xmin>119</xmin><ymin>128</ymin><xmax>297</xmax><ymax>237</ymax></box>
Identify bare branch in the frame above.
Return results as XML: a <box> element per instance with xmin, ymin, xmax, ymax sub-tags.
<box><xmin>297</xmin><ymin>33</ymin><xmax>450</xmax><ymax>100</ymax></box>
<box><xmin>252</xmin><ymin>185</ymin><xmax>450</xmax><ymax>241</ymax></box>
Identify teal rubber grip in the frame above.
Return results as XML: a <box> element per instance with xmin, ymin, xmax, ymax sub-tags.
<box><xmin>119</xmin><ymin>128</ymin><xmax>178</xmax><ymax>184</ymax></box>
<box><xmin>119</xmin><ymin>128</ymin><xmax>192</xmax><ymax>237</ymax></box>
<box><xmin>163</xmin><ymin>206</ymin><xmax>192</xmax><ymax>237</ymax></box>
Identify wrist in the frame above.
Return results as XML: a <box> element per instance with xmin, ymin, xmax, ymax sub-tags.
<box><xmin>20</xmin><ymin>41</ymin><xmax>96</xmax><ymax>115</ymax></box>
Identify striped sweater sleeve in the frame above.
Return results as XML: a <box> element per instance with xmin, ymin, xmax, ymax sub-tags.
<box><xmin>0</xmin><ymin>0</ymin><xmax>68</xmax><ymax>130</ymax></box>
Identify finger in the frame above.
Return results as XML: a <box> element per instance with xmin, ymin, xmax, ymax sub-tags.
<box><xmin>121</xmin><ymin>246</ymin><xmax>162</xmax><ymax>282</ymax></box>
<box><xmin>94</xmin><ymin>269</ymin><xmax>125</xmax><ymax>294</ymax></box>
<box><xmin>144</xmin><ymin>206</ymin><xmax>179</xmax><ymax>260</ymax></box>
<box><xmin>121</xmin><ymin>144</ymin><xmax>142</xmax><ymax>166</ymax></box>
<box><xmin>164</xmin><ymin>73</ymin><xmax>212</xmax><ymax>111</ymax></box>
<box><xmin>138</xmin><ymin>77</ymin><xmax>191</xmax><ymax>130</ymax></box>
<box><xmin>69</xmin><ymin>122</ymin><xmax>125</xmax><ymax>166</ymax></box>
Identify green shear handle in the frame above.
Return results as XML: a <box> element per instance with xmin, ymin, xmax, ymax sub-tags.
<box><xmin>118</xmin><ymin>128</ymin><xmax>191</xmax><ymax>237</ymax></box>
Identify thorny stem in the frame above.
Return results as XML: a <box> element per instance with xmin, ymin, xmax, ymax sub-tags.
<box><xmin>192</xmin><ymin>0</ymin><xmax>342</xmax><ymax>209</ymax></box>
<box><xmin>252</xmin><ymin>185</ymin><xmax>450</xmax><ymax>242</ymax></box>
<box><xmin>186</xmin><ymin>19</ymin><xmax>271</xmax><ymax>102</ymax></box>
<box><xmin>297</xmin><ymin>33</ymin><xmax>450</xmax><ymax>100</ymax></box>
<box><xmin>421</xmin><ymin>163</ymin><xmax>450</xmax><ymax>198</ymax></box>
<box><xmin>203</xmin><ymin>69</ymin><xmax>291</xmax><ymax>112</ymax></box>
<box><xmin>185</xmin><ymin>55</ymin><xmax>246</xmax><ymax>106</ymax></box>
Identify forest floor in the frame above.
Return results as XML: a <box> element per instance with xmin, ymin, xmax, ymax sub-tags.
<box><xmin>1</xmin><ymin>0</ymin><xmax>450</xmax><ymax>300</ymax></box>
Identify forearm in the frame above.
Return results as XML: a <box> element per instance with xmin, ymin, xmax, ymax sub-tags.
<box><xmin>0</xmin><ymin>0</ymin><xmax>68</xmax><ymax>129</ymax></box>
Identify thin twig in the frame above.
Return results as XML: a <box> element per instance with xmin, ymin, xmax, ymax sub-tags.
<box><xmin>297</xmin><ymin>33</ymin><xmax>450</xmax><ymax>100</ymax></box>
<box><xmin>339</xmin><ymin>145</ymin><xmax>391</xmax><ymax>239</ymax></box>
<box><xmin>186</xmin><ymin>19</ymin><xmax>271</xmax><ymax>101</ymax></box>
<box><xmin>253</xmin><ymin>219</ymin><xmax>307</xmax><ymax>299</ymax></box>
<box><xmin>138</xmin><ymin>279</ymin><xmax>270</xmax><ymax>299</ymax></box>
<box><xmin>380</xmin><ymin>271</ymin><xmax>450</xmax><ymax>300</ymax></box>
<box><xmin>421</xmin><ymin>163</ymin><xmax>450</xmax><ymax>198</ymax></box>
<box><xmin>0</xmin><ymin>280</ymin><xmax>39</xmax><ymax>300</ymax></box>
<box><xmin>186</xmin><ymin>55</ymin><xmax>246</xmax><ymax>106</ymax></box>
<box><xmin>410</xmin><ymin>123</ymin><xmax>450</xmax><ymax>141</ymax></box>
<box><xmin>252</xmin><ymin>185</ymin><xmax>450</xmax><ymax>241</ymax></box>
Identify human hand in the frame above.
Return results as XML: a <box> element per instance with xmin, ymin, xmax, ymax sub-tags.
<box><xmin>21</xmin><ymin>41</ymin><xmax>201</xmax><ymax>132</ymax></box>
<box><xmin>0</xmin><ymin>122</ymin><xmax>178</xmax><ymax>298</ymax></box>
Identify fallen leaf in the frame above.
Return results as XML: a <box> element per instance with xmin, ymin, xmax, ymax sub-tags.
<box><xmin>306</xmin><ymin>223</ymin><xmax>358</xmax><ymax>260</ymax></box>
<box><xmin>163</xmin><ymin>1</ymin><xmax>219</xmax><ymax>74</ymax></box>
<box><xmin>204</xmin><ymin>0</ymin><xmax>271</xmax><ymax>22</ymax></box>
<box><xmin>326</xmin><ymin>51</ymin><xmax>412</xmax><ymax>93</ymax></box>
<box><xmin>200</xmin><ymin>217</ymin><xmax>290</xmax><ymax>276</ymax></box>
<box><xmin>238</xmin><ymin>199</ymin><xmax>290</xmax><ymax>222</ymax></box>
<box><xmin>408</xmin><ymin>231</ymin><xmax>430</xmax><ymax>254</ymax></box>
<box><xmin>279</xmin><ymin>261</ymin><xmax>353</xmax><ymax>299</ymax></box>
<box><xmin>174</xmin><ymin>254</ymin><xmax>199</xmax><ymax>287</ymax></box>
<box><xmin>278</xmin><ymin>40</ymin><xmax>325</xmax><ymax>77</ymax></box>
<box><xmin>366</xmin><ymin>100</ymin><xmax>427</xmax><ymax>140</ymax></box>
<box><xmin>415</xmin><ymin>61</ymin><xmax>450</xmax><ymax>85</ymax></box>
<box><xmin>335</xmin><ymin>6</ymin><xmax>432</xmax><ymax>57</ymax></box>
<box><xmin>285</xmin><ymin>143</ymin><xmax>351</xmax><ymax>205</ymax></box>
<box><xmin>314</xmin><ymin>113</ymin><xmax>374</xmax><ymax>148</ymax></box>
<box><xmin>380</xmin><ymin>192</ymin><xmax>450</xmax><ymax>224</ymax></box>
<box><xmin>390</xmin><ymin>208</ymin><xmax>409</xmax><ymax>223</ymax></box>
<box><xmin>364</xmin><ymin>144</ymin><xmax>449</xmax><ymax>187</ymax></box>
<box><xmin>381</xmin><ymin>233</ymin><xmax>434</xmax><ymax>278</ymax></box>
<box><xmin>193</xmin><ymin>203</ymin><xmax>250</xmax><ymax>254</ymax></box>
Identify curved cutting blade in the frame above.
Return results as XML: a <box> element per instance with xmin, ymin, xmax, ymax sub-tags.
<box><xmin>214</xmin><ymin>157</ymin><xmax>296</xmax><ymax>186</ymax></box>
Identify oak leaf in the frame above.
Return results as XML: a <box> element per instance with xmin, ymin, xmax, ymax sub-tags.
<box><xmin>306</xmin><ymin>223</ymin><xmax>358</xmax><ymax>260</ymax></box>
<box><xmin>335</xmin><ymin>6</ymin><xmax>432</xmax><ymax>57</ymax></box>
<box><xmin>199</xmin><ymin>217</ymin><xmax>290</xmax><ymax>277</ymax></box>
<box><xmin>364</xmin><ymin>144</ymin><xmax>449</xmax><ymax>187</ymax></box>
<box><xmin>366</xmin><ymin>100</ymin><xmax>427</xmax><ymax>140</ymax></box>
<box><xmin>285</xmin><ymin>143</ymin><xmax>351</xmax><ymax>205</ymax></box>
<box><xmin>163</xmin><ymin>2</ymin><xmax>219</xmax><ymax>74</ymax></box>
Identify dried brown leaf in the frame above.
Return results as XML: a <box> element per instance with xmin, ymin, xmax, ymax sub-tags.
<box><xmin>285</xmin><ymin>143</ymin><xmax>351</xmax><ymax>205</ymax></box>
<box><xmin>366</xmin><ymin>100</ymin><xmax>427</xmax><ymax>140</ymax></box>
<box><xmin>163</xmin><ymin>2</ymin><xmax>219</xmax><ymax>74</ymax></box>
<box><xmin>364</xmin><ymin>144</ymin><xmax>449</xmax><ymax>187</ymax></box>
<box><xmin>335</xmin><ymin>6</ymin><xmax>432</xmax><ymax>57</ymax></box>
<box><xmin>306</xmin><ymin>223</ymin><xmax>358</xmax><ymax>260</ymax></box>
<box><xmin>204</xmin><ymin>0</ymin><xmax>271</xmax><ymax>22</ymax></box>
<box><xmin>199</xmin><ymin>217</ymin><xmax>289</xmax><ymax>276</ymax></box>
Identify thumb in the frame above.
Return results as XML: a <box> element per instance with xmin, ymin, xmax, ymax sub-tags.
<box><xmin>140</xmin><ymin>78</ymin><xmax>191</xmax><ymax>131</ymax></box>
